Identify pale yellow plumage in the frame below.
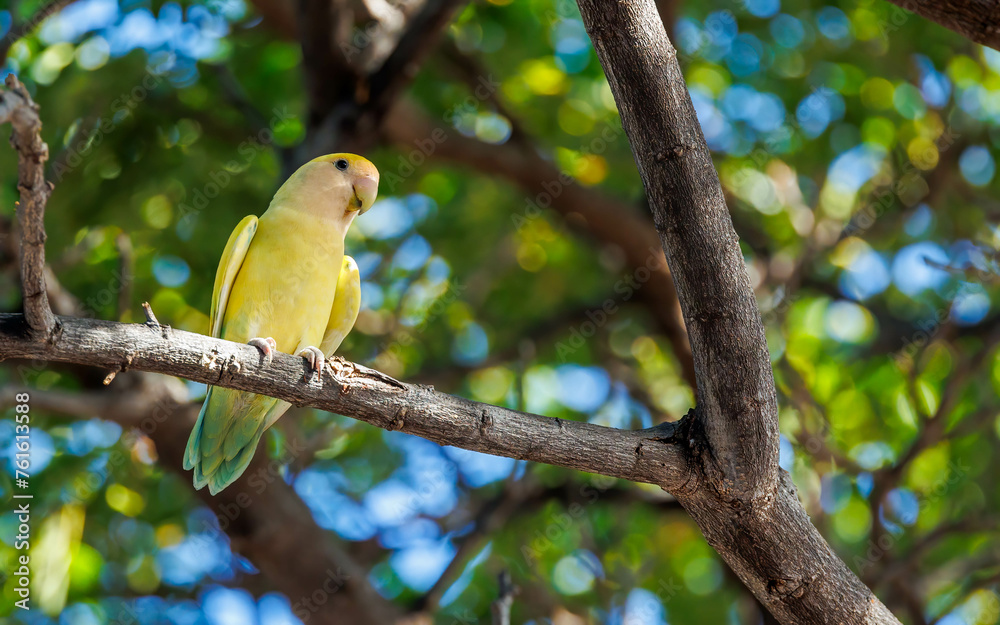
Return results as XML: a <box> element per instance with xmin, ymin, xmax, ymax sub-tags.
<box><xmin>184</xmin><ymin>154</ymin><xmax>378</xmax><ymax>494</ymax></box>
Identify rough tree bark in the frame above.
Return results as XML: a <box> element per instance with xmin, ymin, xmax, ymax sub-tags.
<box><xmin>577</xmin><ymin>0</ymin><xmax>779</xmax><ymax>504</ymax></box>
<box><xmin>0</xmin><ymin>0</ymin><xmax>924</xmax><ymax>622</ymax></box>
<box><xmin>0</xmin><ymin>6</ymin><xmax>467</xmax><ymax>621</ymax></box>
<box><xmin>882</xmin><ymin>0</ymin><xmax>1000</xmax><ymax>51</ymax></box>
<box><xmin>0</xmin><ymin>74</ymin><xmax>55</xmax><ymax>334</ymax></box>
<box><xmin>0</xmin><ymin>375</ymin><xmax>402</xmax><ymax>624</ymax></box>
<box><xmin>572</xmin><ymin>0</ymin><xmax>900</xmax><ymax>622</ymax></box>
<box><xmin>0</xmin><ymin>314</ymin><xmax>691</xmax><ymax>490</ymax></box>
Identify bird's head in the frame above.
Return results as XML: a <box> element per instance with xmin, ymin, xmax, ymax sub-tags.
<box><xmin>310</xmin><ymin>153</ymin><xmax>380</xmax><ymax>214</ymax></box>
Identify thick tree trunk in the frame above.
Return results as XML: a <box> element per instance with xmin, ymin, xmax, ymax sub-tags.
<box><xmin>573</xmin><ymin>0</ymin><xmax>900</xmax><ymax>622</ymax></box>
<box><xmin>0</xmin><ymin>0</ymin><xmax>920</xmax><ymax>620</ymax></box>
<box><xmin>576</xmin><ymin>0</ymin><xmax>779</xmax><ymax>506</ymax></box>
<box><xmin>681</xmin><ymin>473</ymin><xmax>899</xmax><ymax>623</ymax></box>
<box><xmin>883</xmin><ymin>0</ymin><xmax>1000</xmax><ymax>51</ymax></box>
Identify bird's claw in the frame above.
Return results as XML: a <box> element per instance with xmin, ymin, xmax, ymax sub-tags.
<box><xmin>299</xmin><ymin>346</ymin><xmax>325</xmax><ymax>380</ymax></box>
<box><xmin>248</xmin><ymin>337</ymin><xmax>278</xmax><ymax>365</ymax></box>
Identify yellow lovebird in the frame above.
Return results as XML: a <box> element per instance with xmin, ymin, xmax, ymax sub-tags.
<box><xmin>184</xmin><ymin>153</ymin><xmax>379</xmax><ymax>494</ymax></box>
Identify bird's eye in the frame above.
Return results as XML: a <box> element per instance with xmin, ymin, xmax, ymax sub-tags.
<box><xmin>335</xmin><ymin>159</ymin><xmax>349</xmax><ymax>171</ymax></box>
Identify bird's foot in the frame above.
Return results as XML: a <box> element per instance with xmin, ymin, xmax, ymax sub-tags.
<box><xmin>248</xmin><ymin>337</ymin><xmax>278</xmax><ymax>365</ymax></box>
<box><xmin>298</xmin><ymin>346</ymin><xmax>325</xmax><ymax>381</ymax></box>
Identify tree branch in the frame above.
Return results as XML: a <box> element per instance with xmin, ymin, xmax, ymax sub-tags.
<box><xmin>0</xmin><ymin>378</ymin><xmax>402</xmax><ymax>625</ymax></box>
<box><xmin>882</xmin><ymin>0</ymin><xmax>1000</xmax><ymax>51</ymax></box>
<box><xmin>2</xmin><ymin>220</ymin><xmax>402</xmax><ymax>624</ymax></box>
<box><xmin>572</xmin><ymin>1</ymin><xmax>899</xmax><ymax>623</ymax></box>
<box><xmin>0</xmin><ymin>74</ymin><xmax>56</xmax><ymax>335</ymax></box>
<box><xmin>0</xmin><ymin>0</ymin><xmax>79</xmax><ymax>66</ymax></box>
<box><xmin>865</xmin><ymin>337</ymin><xmax>997</xmax><ymax>578</ymax></box>
<box><xmin>245</xmin><ymin>0</ymin><xmax>698</xmax><ymax>386</ymax></box>
<box><xmin>0</xmin><ymin>313</ymin><xmax>693</xmax><ymax>492</ymax></box>
<box><xmin>368</xmin><ymin>0</ymin><xmax>466</xmax><ymax>113</ymax></box>
<box><xmin>0</xmin><ymin>0</ymin><xmax>932</xmax><ymax>620</ymax></box>
<box><xmin>490</xmin><ymin>571</ymin><xmax>516</xmax><ymax>625</ymax></box>
<box><xmin>574</xmin><ymin>0</ymin><xmax>777</xmax><ymax>503</ymax></box>
<box><xmin>294</xmin><ymin>0</ymin><xmax>468</xmax><ymax>163</ymax></box>
<box><xmin>928</xmin><ymin>569</ymin><xmax>1000</xmax><ymax>624</ymax></box>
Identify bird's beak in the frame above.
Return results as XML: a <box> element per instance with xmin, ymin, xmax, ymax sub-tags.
<box><xmin>351</xmin><ymin>173</ymin><xmax>379</xmax><ymax>214</ymax></box>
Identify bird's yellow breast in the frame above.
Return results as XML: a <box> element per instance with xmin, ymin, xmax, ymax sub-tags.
<box><xmin>220</xmin><ymin>208</ymin><xmax>344</xmax><ymax>353</ymax></box>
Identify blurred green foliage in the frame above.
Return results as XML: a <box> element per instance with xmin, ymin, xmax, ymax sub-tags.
<box><xmin>2</xmin><ymin>0</ymin><xmax>1000</xmax><ymax>622</ymax></box>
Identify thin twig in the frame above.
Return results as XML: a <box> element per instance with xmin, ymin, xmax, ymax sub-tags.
<box><xmin>490</xmin><ymin>570</ymin><xmax>517</xmax><ymax>625</ymax></box>
<box><xmin>0</xmin><ymin>380</ymin><xmax>402</xmax><ymax>625</ymax></box>
<box><xmin>422</xmin><ymin>478</ymin><xmax>538</xmax><ymax>610</ymax></box>
<box><xmin>141</xmin><ymin>301</ymin><xmax>159</xmax><ymax>327</ymax></box>
<box><xmin>0</xmin><ymin>0</ymin><xmax>78</xmax><ymax>67</ymax></box>
<box><xmin>873</xmin><ymin>518</ymin><xmax>996</xmax><ymax>589</ymax></box>
<box><xmin>864</xmin><ymin>330</ymin><xmax>1000</xmax><ymax>585</ymax></box>
<box><xmin>1</xmin><ymin>74</ymin><xmax>56</xmax><ymax>335</ymax></box>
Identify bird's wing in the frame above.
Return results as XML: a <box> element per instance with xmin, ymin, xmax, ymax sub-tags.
<box><xmin>209</xmin><ymin>215</ymin><xmax>258</xmax><ymax>338</ymax></box>
<box><xmin>320</xmin><ymin>255</ymin><xmax>362</xmax><ymax>356</ymax></box>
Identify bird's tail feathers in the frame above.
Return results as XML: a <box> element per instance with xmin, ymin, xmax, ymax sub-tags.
<box><xmin>184</xmin><ymin>387</ymin><xmax>283</xmax><ymax>495</ymax></box>
<box><xmin>183</xmin><ymin>398</ymin><xmax>209</xmax><ymax>472</ymax></box>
